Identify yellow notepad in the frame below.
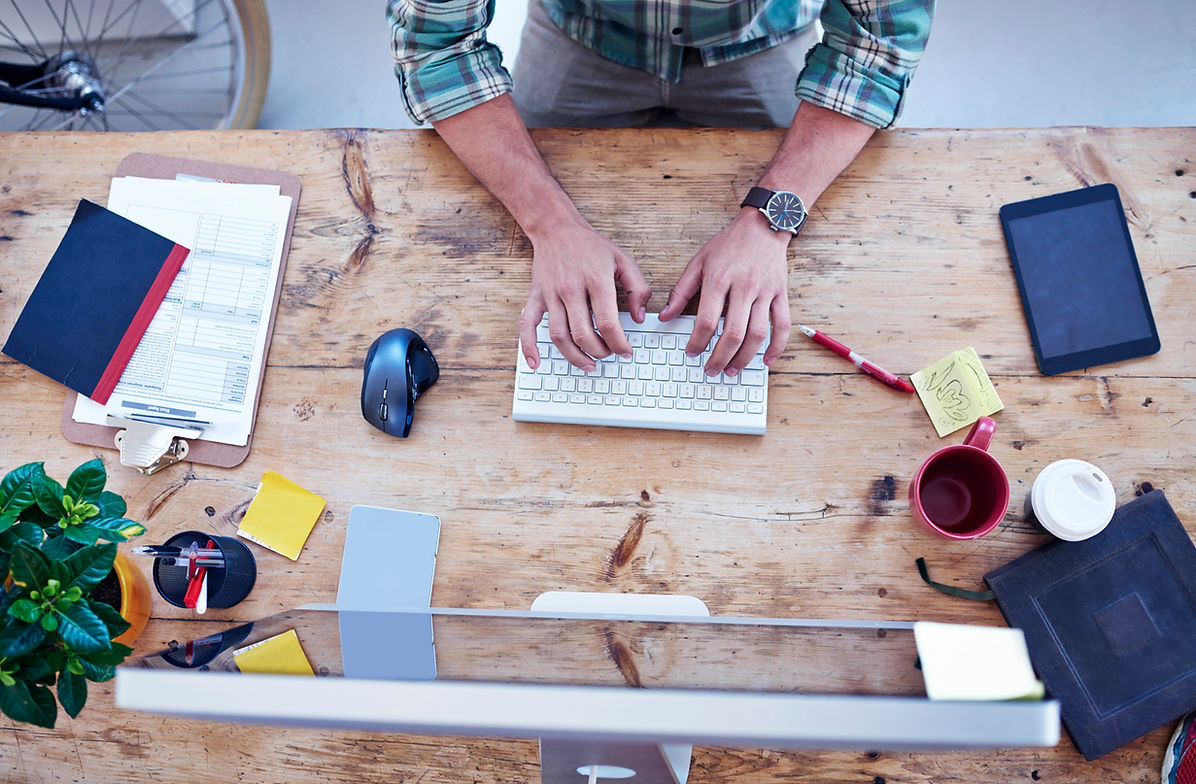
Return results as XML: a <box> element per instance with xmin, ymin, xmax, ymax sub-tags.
<box><xmin>233</xmin><ymin>629</ymin><xmax>314</xmax><ymax>676</ymax></box>
<box><xmin>237</xmin><ymin>470</ymin><xmax>326</xmax><ymax>561</ymax></box>
<box><xmin>911</xmin><ymin>347</ymin><xmax>1004</xmax><ymax>438</ymax></box>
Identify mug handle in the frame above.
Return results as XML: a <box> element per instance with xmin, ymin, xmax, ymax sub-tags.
<box><xmin>963</xmin><ymin>416</ymin><xmax>996</xmax><ymax>451</ymax></box>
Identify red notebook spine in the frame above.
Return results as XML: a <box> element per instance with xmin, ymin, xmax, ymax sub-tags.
<box><xmin>90</xmin><ymin>243</ymin><xmax>190</xmax><ymax>404</ymax></box>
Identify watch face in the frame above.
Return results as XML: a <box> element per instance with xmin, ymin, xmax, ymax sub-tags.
<box><xmin>765</xmin><ymin>191</ymin><xmax>806</xmax><ymax>232</ymax></box>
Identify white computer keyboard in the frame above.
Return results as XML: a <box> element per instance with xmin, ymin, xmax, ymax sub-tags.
<box><xmin>512</xmin><ymin>313</ymin><xmax>768</xmax><ymax>434</ymax></box>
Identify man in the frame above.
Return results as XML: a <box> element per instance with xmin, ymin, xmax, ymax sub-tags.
<box><xmin>388</xmin><ymin>0</ymin><xmax>933</xmax><ymax>377</ymax></box>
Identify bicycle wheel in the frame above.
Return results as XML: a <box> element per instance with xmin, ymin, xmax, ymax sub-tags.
<box><xmin>0</xmin><ymin>0</ymin><xmax>270</xmax><ymax>131</ymax></box>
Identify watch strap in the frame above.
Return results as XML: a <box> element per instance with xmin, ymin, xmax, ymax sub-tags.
<box><xmin>740</xmin><ymin>186</ymin><xmax>773</xmax><ymax>210</ymax></box>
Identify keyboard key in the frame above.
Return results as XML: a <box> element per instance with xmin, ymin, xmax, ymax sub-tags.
<box><xmin>562</xmin><ymin>377</ymin><xmax>577</xmax><ymax>392</ymax></box>
<box><xmin>645</xmin><ymin>334</ymin><xmax>661</xmax><ymax>349</ymax></box>
<box><xmin>662</xmin><ymin>335</ymin><xmax>676</xmax><ymax>350</ymax></box>
<box><xmin>740</xmin><ymin>370</ymin><xmax>766</xmax><ymax>386</ymax></box>
<box><xmin>519</xmin><ymin>375</ymin><xmax>542</xmax><ymax>390</ymax></box>
<box><xmin>543</xmin><ymin>377</ymin><xmax>560</xmax><ymax>391</ymax></box>
<box><xmin>731</xmin><ymin>387</ymin><xmax>746</xmax><ymax>402</ymax></box>
<box><xmin>629</xmin><ymin>332</ymin><xmax>644</xmax><ymax>348</ymax></box>
<box><xmin>552</xmin><ymin>392</ymin><xmax>568</xmax><ymax>403</ymax></box>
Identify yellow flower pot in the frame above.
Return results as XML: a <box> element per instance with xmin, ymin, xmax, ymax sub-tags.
<box><xmin>111</xmin><ymin>552</ymin><xmax>151</xmax><ymax>647</ymax></box>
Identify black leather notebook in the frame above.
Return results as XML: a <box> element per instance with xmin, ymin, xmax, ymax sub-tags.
<box><xmin>985</xmin><ymin>490</ymin><xmax>1196</xmax><ymax>760</ymax></box>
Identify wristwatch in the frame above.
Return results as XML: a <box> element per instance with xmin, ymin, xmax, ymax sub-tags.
<box><xmin>740</xmin><ymin>186</ymin><xmax>808</xmax><ymax>236</ymax></box>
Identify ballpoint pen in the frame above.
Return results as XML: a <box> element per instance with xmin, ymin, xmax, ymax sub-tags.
<box><xmin>797</xmin><ymin>324</ymin><xmax>916</xmax><ymax>394</ymax></box>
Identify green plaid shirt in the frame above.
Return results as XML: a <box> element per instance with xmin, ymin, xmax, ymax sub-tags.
<box><xmin>388</xmin><ymin>0</ymin><xmax>934</xmax><ymax>129</ymax></box>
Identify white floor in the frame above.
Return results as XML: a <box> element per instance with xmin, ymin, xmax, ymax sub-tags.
<box><xmin>258</xmin><ymin>0</ymin><xmax>1196</xmax><ymax>130</ymax></box>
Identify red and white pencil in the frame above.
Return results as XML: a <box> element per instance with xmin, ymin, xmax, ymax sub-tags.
<box><xmin>797</xmin><ymin>324</ymin><xmax>915</xmax><ymax>394</ymax></box>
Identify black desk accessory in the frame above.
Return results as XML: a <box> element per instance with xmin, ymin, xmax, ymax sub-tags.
<box><xmin>985</xmin><ymin>490</ymin><xmax>1196</xmax><ymax>759</ymax></box>
<box><xmin>1000</xmin><ymin>184</ymin><xmax>1160</xmax><ymax>375</ymax></box>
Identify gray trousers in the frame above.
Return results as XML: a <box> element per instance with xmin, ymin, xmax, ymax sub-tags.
<box><xmin>511</xmin><ymin>0</ymin><xmax>819</xmax><ymax>129</ymax></box>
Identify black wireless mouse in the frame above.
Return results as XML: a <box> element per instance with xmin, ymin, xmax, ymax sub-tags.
<box><xmin>360</xmin><ymin>329</ymin><xmax>439</xmax><ymax>438</ymax></box>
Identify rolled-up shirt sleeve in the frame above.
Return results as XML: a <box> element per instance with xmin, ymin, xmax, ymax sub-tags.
<box><xmin>388</xmin><ymin>0</ymin><xmax>513</xmax><ymax>125</ymax></box>
<box><xmin>796</xmin><ymin>0</ymin><xmax>934</xmax><ymax>129</ymax></box>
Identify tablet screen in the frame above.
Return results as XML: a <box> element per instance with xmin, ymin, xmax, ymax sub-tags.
<box><xmin>1000</xmin><ymin>184</ymin><xmax>1159</xmax><ymax>375</ymax></box>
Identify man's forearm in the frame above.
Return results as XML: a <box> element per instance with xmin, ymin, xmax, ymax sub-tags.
<box><xmin>757</xmin><ymin>101</ymin><xmax>877</xmax><ymax>209</ymax></box>
<box><xmin>431</xmin><ymin>94</ymin><xmax>583</xmax><ymax>239</ymax></box>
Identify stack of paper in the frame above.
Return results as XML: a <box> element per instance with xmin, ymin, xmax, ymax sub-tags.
<box><xmin>72</xmin><ymin>175</ymin><xmax>293</xmax><ymax>447</ymax></box>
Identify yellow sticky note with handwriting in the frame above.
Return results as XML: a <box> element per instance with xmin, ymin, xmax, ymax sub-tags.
<box><xmin>233</xmin><ymin>629</ymin><xmax>314</xmax><ymax>676</ymax></box>
<box><xmin>237</xmin><ymin>470</ymin><xmax>326</xmax><ymax>561</ymax></box>
<box><xmin>911</xmin><ymin>347</ymin><xmax>1004</xmax><ymax>437</ymax></box>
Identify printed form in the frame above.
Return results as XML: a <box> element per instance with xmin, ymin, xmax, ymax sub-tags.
<box><xmin>73</xmin><ymin>176</ymin><xmax>292</xmax><ymax>446</ymax></box>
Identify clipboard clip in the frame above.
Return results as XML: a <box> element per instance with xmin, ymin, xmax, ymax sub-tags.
<box><xmin>107</xmin><ymin>415</ymin><xmax>205</xmax><ymax>475</ymax></box>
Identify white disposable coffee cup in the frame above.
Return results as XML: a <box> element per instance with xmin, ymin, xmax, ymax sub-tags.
<box><xmin>1025</xmin><ymin>459</ymin><xmax>1116</xmax><ymax>541</ymax></box>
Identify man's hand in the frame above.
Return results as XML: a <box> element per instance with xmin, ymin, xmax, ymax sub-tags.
<box><xmin>658</xmin><ymin>209</ymin><xmax>793</xmax><ymax>376</ymax></box>
<box><xmin>519</xmin><ymin>218</ymin><xmax>651</xmax><ymax>371</ymax></box>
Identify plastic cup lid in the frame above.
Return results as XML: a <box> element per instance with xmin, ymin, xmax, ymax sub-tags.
<box><xmin>1030</xmin><ymin>459</ymin><xmax>1117</xmax><ymax>541</ymax></box>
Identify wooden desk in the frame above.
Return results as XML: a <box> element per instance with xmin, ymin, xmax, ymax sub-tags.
<box><xmin>0</xmin><ymin>127</ymin><xmax>1192</xmax><ymax>783</ymax></box>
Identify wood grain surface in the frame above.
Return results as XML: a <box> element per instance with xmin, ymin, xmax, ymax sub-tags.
<box><xmin>0</xmin><ymin>127</ymin><xmax>1193</xmax><ymax>783</ymax></box>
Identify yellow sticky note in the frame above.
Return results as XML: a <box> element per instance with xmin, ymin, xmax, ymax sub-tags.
<box><xmin>233</xmin><ymin>630</ymin><xmax>314</xmax><ymax>676</ymax></box>
<box><xmin>911</xmin><ymin>347</ymin><xmax>1004</xmax><ymax>438</ymax></box>
<box><xmin>914</xmin><ymin>622</ymin><xmax>1043</xmax><ymax>702</ymax></box>
<box><xmin>237</xmin><ymin>470</ymin><xmax>326</xmax><ymax>561</ymax></box>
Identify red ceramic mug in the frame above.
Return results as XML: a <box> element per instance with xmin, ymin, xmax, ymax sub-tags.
<box><xmin>909</xmin><ymin>417</ymin><xmax>1010</xmax><ymax>540</ymax></box>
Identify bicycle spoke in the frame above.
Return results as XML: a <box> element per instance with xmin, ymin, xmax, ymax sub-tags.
<box><xmin>66</xmin><ymin>0</ymin><xmax>96</xmax><ymax>62</ymax></box>
<box><xmin>108</xmin><ymin>93</ymin><xmax>158</xmax><ymax>130</ymax></box>
<box><xmin>105</xmin><ymin>17</ymin><xmax>230</xmax><ymax>107</ymax></box>
<box><xmin>8</xmin><ymin>0</ymin><xmax>48</xmax><ymax>58</ymax></box>
<box><xmin>0</xmin><ymin>15</ymin><xmax>43</xmax><ymax>62</ymax></box>
<box><xmin>107</xmin><ymin>0</ymin><xmax>222</xmax><ymax>68</ymax></box>
<box><xmin>125</xmin><ymin>65</ymin><xmax>237</xmax><ymax>81</ymax></box>
<box><xmin>41</xmin><ymin>0</ymin><xmax>69</xmax><ymax>58</ymax></box>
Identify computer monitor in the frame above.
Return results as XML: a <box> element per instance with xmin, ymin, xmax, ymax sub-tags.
<box><xmin>116</xmin><ymin>605</ymin><xmax>1059</xmax><ymax>783</ymax></box>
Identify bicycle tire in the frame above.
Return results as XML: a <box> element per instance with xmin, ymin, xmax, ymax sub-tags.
<box><xmin>0</xmin><ymin>0</ymin><xmax>273</xmax><ymax>131</ymax></box>
<box><xmin>228</xmin><ymin>0</ymin><xmax>270</xmax><ymax>129</ymax></box>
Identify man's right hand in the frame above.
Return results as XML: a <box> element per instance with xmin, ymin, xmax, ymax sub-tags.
<box><xmin>519</xmin><ymin>218</ymin><xmax>651</xmax><ymax>371</ymax></box>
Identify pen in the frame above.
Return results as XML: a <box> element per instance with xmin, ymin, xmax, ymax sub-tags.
<box><xmin>797</xmin><ymin>324</ymin><xmax>915</xmax><ymax>394</ymax></box>
<box><xmin>125</xmin><ymin>412</ymin><xmax>211</xmax><ymax>428</ymax></box>
<box><xmin>132</xmin><ymin>545</ymin><xmax>222</xmax><ymax>558</ymax></box>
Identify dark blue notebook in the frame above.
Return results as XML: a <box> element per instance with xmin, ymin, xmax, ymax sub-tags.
<box><xmin>985</xmin><ymin>490</ymin><xmax>1196</xmax><ymax>760</ymax></box>
<box><xmin>2</xmin><ymin>199</ymin><xmax>188</xmax><ymax>404</ymax></box>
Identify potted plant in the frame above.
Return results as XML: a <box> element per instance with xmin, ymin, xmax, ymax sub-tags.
<box><xmin>0</xmin><ymin>459</ymin><xmax>147</xmax><ymax>728</ymax></box>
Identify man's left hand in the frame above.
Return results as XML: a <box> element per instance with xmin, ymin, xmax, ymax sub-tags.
<box><xmin>658</xmin><ymin>208</ymin><xmax>793</xmax><ymax>376</ymax></box>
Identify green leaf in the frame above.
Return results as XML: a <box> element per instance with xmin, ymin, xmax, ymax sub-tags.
<box><xmin>0</xmin><ymin>620</ymin><xmax>46</xmax><ymax>658</ymax></box>
<box><xmin>0</xmin><ymin>463</ymin><xmax>46</xmax><ymax>520</ymax></box>
<box><xmin>0</xmin><ymin>678</ymin><xmax>58</xmax><ymax>728</ymax></box>
<box><xmin>40</xmin><ymin>613</ymin><xmax>58</xmax><ymax>632</ymax></box>
<box><xmin>7</xmin><ymin>599</ymin><xmax>42</xmax><ymax>624</ymax></box>
<box><xmin>58</xmin><ymin>667</ymin><xmax>88</xmax><ymax>717</ymax></box>
<box><xmin>63</xmin><ymin>543</ymin><xmax>116</xmax><ymax>593</ymax></box>
<box><xmin>65</xmin><ymin>460</ymin><xmax>106</xmax><ymax>504</ymax></box>
<box><xmin>95</xmin><ymin>491</ymin><xmax>126</xmax><ymax>519</ymax></box>
<box><xmin>0</xmin><ymin>521</ymin><xmax>44</xmax><ymax>555</ymax></box>
<box><xmin>84</xmin><ymin>641</ymin><xmax>132</xmax><ymax>666</ymax></box>
<box><xmin>62</xmin><ymin>523</ymin><xmax>102</xmax><ymax>546</ymax></box>
<box><xmin>75</xmin><ymin>659</ymin><xmax>115</xmax><ymax>683</ymax></box>
<box><xmin>87</xmin><ymin>599</ymin><xmax>130</xmax><ymax>639</ymax></box>
<box><xmin>89</xmin><ymin>518</ymin><xmax>145</xmax><ymax>542</ymax></box>
<box><xmin>55</xmin><ymin>603</ymin><xmax>111</xmax><ymax>654</ymax></box>
<box><xmin>32</xmin><ymin>475</ymin><xmax>65</xmax><ymax>519</ymax></box>
<box><xmin>39</xmin><ymin>535</ymin><xmax>78</xmax><ymax>561</ymax></box>
<box><xmin>9</xmin><ymin>541</ymin><xmax>51</xmax><ymax>590</ymax></box>
<box><xmin>16</xmin><ymin>656</ymin><xmax>52</xmax><ymax>683</ymax></box>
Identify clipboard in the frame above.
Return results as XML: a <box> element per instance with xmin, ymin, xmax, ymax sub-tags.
<box><xmin>61</xmin><ymin>153</ymin><xmax>301</xmax><ymax>473</ymax></box>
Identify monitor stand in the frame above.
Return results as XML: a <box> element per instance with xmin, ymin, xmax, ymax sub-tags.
<box><xmin>530</xmin><ymin>591</ymin><xmax>710</xmax><ymax>784</ymax></box>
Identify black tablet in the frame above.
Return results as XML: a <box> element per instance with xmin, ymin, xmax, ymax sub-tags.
<box><xmin>999</xmin><ymin>184</ymin><xmax>1160</xmax><ymax>375</ymax></box>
